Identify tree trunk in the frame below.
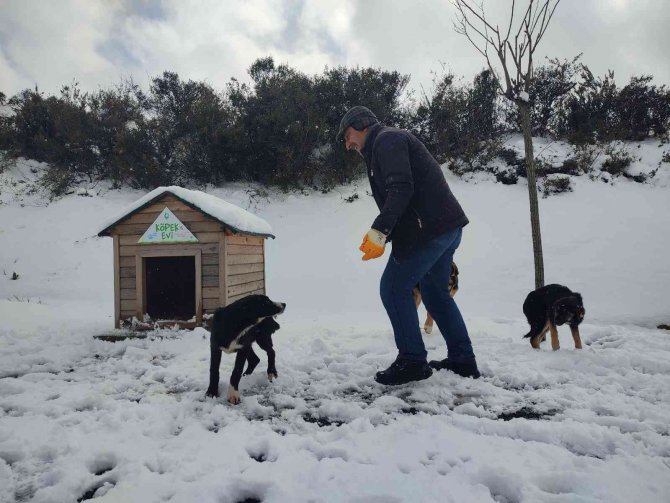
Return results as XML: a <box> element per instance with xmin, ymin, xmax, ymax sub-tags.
<box><xmin>518</xmin><ymin>102</ymin><xmax>545</xmax><ymax>289</ymax></box>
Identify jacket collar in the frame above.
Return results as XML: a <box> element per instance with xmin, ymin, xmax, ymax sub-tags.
<box><xmin>361</xmin><ymin>123</ymin><xmax>383</xmax><ymax>165</ymax></box>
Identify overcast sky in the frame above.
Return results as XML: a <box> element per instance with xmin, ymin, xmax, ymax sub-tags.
<box><xmin>1</xmin><ymin>0</ymin><xmax>668</xmax><ymax>100</ymax></box>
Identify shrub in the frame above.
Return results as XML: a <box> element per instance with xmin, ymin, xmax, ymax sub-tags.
<box><xmin>495</xmin><ymin>168</ymin><xmax>519</xmax><ymax>184</ymax></box>
<box><xmin>528</xmin><ymin>56</ymin><xmax>579</xmax><ymax>136</ymax></box>
<box><xmin>497</xmin><ymin>146</ymin><xmax>523</xmax><ymax>167</ymax></box>
<box><xmin>39</xmin><ymin>166</ymin><xmax>77</xmax><ymax>199</ymax></box>
<box><xmin>616</xmin><ymin>76</ymin><xmax>670</xmax><ymax>141</ymax></box>
<box><xmin>556</xmin><ymin>158</ymin><xmax>581</xmax><ymax>176</ymax></box>
<box><xmin>601</xmin><ymin>144</ymin><xmax>633</xmax><ymax>176</ymax></box>
<box><xmin>447</xmin><ymin>138</ymin><xmax>502</xmax><ymax>177</ymax></box>
<box><xmin>540</xmin><ymin>175</ymin><xmax>572</xmax><ymax>197</ymax></box>
<box><xmin>572</xmin><ymin>143</ymin><xmax>603</xmax><ymax>174</ymax></box>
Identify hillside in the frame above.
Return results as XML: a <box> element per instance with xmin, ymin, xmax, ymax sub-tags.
<box><xmin>1</xmin><ymin>139</ymin><xmax>669</xmax><ymax>502</ymax></box>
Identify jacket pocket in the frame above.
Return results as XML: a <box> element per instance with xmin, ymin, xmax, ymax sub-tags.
<box><xmin>391</xmin><ymin>208</ymin><xmax>422</xmax><ymax>248</ymax></box>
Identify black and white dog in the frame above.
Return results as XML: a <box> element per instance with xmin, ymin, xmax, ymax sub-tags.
<box><xmin>205</xmin><ymin>294</ymin><xmax>286</xmax><ymax>404</ymax></box>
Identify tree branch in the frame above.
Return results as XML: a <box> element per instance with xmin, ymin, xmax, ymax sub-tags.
<box><xmin>453</xmin><ymin>0</ymin><xmax>560</xmax><ymax>99</ymax></box>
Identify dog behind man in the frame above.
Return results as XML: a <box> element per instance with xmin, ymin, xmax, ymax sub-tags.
<box><xmin>413</xmin><ymin>262</ymin><xmax>459</xmax><ymax>334</ymax></box>
<box><xmin>523</xmin><ymin>284</ymin><xmax>585</xmax><ymax>350</ymax></box>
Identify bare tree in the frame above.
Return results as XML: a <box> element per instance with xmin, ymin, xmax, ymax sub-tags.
<box><xmin>453</xmin><ymin>0</ymin><xmax>560</xmax><ymax>289</ymax></box>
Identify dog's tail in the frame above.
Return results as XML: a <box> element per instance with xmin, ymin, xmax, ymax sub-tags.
<box><xmin>523</xmin><ymin>325</ymin><xmax>543</xmax><ymax>339</ymax></box>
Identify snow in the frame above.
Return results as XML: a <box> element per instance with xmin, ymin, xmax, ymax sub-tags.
<box><xmin>98</xmin><ymin>186</ymin><xmax>274</xmax><ymax>238</ymax></box>
<box><xmin>1</xmin><ymin>139</ymin><xmax>670</xmax><ymax>502</ymax></box>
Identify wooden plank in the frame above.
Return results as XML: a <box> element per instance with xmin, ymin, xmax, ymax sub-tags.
<box><xmin>120</xmin><ymin>310</ymin><xmax>135</xmax><ymax>320</ymax></box>
<box><xmin>120</xmin><ymin>266</ymin><xmax>135</xmax><ymax>278</ymax></box>
<box><xmin>135</xmin><ymin>245</ymin><xmax>211</xmax><ymax>257</ymax></box>
<box><xmin>119</xmin><ymin>256</ymin><xmax>135</xmax><ymax>267</ymax></box>
<box><xmin>228</xmin><ymin>254</ymin><xmax>264</xmax><ymax>266</ymax></box>
<box><xmin>203</xmin><ymin>298</ymin><xmax>221</xmax><ymax>311</ymax></box>
<box><xmin>227</xmin><ymin>235</ymin><xmax>264</xmax><ymax>246</ymax></box>
<box><xmin>262</xmin><ymin>238</ymin><xmax>266</xmax><ymax>295</ymax></box>
<box><xmin>113</xmin><ymin>235</ymin><xmax>120</xmax><ymax>329</ymax></box>
<box><xmin>219</xmin><ymin>234</ymin><xmax>228</xmax><ymax>306</ymax></box>
<box><xmin>192</xmin><ymin>232</ymin><xmax>219</xmax><ymax>244</ymax></box>
<box><xmin>228</xmin><ymin>263</ymin><xmax>264</xmax><ymax>275</ymax></box>
<box><xmin>227</xmin><ymin>244</ymin><xmax>263</xmax><ymax>255</ymax></box>
<box><xmin>228</xmin><ymin>271</ymin><xmax>264</xmax><ymax>287</ymax></box>
<box><xmin>118</xmin><ymin>245</ymin><xmax>137</xmax><ymax>257</ymax></box>
<box><xmin>119</xmin><ymin>232</ymin><xmax>220</xmax><ymax>246</ymax></box>
<box><xmin>120</xmin><ymin>299</ymin><xmax>135</xmax><ymax>312</ymax></box>
<box><xmin>119</xmin><ymin>235</ymin><xmax>142</xmax><ymax>246</ymax></box>
<box><xmin>227</xmin><ymin>288</ymin><xmax>264</xmax><ymax>304</ymax></box>
<box><xmin>203</xmin><ymin>287</ymin><xmax>220</xmax><ymax>299</ymax></box>
<box><xmin>195</xmin><ymin>250</ymin><xmax>202</xmax><ymax>325</ymax></box>
<box><xmin>135</xmin><ymin>255</ymin><xmax>143</xmax><ymax>319</ymax></box>
<box><xmin>119</xmin><ymin>243</ymin><xmax>218</xmax><ymax>257</ymax></box>
<box><xmin>203</xmin><ymin>276</ymin><xmax>219</xmax><ymax>288</ymax></box>
<box><xmin>202</xmin><ymin>265</ymin><xmax>218</xmax><ymax>277</ymax></box>
<box><xmin>120</xmin><ymin>277</ymin><xmax>135</xmax><ymax>289</ymax></box>
<box><xmin>202</xmin><ymin>254</ymin><xmax>219</xmax><ymax>266</ymax></box>
<box><xmin>120</xmin><ymin>289</ymin><xmax>136</xmax><ymax>300</ymax></box>
<box><xmin>228</xmin><ymin>280</ymin><xmax>265</xmax><ymax>297</ymax></box>
<box><xmin>113</xmin><ymin>221</ymin><xmax>225</xmax><ymax>236</ymax></box>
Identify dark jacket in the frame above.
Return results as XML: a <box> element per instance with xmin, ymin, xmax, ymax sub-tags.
<box><xmin>362</xmin><ymin>123</ymin><xmax>469</xmax><ymax>258</ymax></box>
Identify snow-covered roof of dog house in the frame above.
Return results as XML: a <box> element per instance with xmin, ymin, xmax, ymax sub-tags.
<box><xmin>98</xmin><ymin>186</ymin><xmax>275</xmax><ymax>239</ymax></box>
<box><xmin>97</xmin><ymin>186</ymin><xmax>274</xmax><ymax>329</ymax></box>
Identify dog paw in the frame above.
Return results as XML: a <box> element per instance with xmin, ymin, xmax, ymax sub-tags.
<box><xmin>205</xmin><ymin>388</ymin><xmax>219</xmax><ymax>398</ymax></box>
<box><xmin>267</xmin><ymin>372</ymin><xmax>278</xmax><ymax>382</ymax></box>
<box><xmin>227</xmin><ymin>386</ymin><xmax>241</xmax><ymax>404</ymax></box>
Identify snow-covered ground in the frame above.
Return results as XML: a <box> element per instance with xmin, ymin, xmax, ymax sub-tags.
<box><xmin>1</xmin><ymin>140</ymin><xmax>670</xmax><ymax>502</ymax></box>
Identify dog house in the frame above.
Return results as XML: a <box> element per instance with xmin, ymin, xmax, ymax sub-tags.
<box><xmin>98</xmin><ymin>186</ymin><xmax>275</xmax><ymax>328</ymax></box>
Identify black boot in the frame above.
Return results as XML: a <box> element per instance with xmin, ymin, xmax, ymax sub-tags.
<box><xmin>429</xmin><ymin>358</ymin><xmax>481</xmax><ymax>379</ymax></box>
<box><xmin>375</xmin><ymin>357</ymin><xmax>433</xmax><ymax>385</ymax></box>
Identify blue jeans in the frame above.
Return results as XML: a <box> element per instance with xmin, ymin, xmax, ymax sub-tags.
<box><xmin>380</xmin><ymin>227</ymin><xmax>475</xmax><ymax>363</ymax></box>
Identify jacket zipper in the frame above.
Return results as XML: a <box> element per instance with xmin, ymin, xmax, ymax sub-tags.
<box><xmin>411</xmin><ymin>206</ymin><xmax>423</xmax><ymax>228</ymax></box>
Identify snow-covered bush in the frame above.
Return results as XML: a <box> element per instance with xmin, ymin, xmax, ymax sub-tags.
<box><xmin>601</xmin><ymin>143</ymin><xmax>633</xmax><ymax>176</ymax></box>
<box><xmin>572</xmin><ymin>143</ymin><xmax>603</xmax><ymax>175</ymax></box>
<box><xmin>540</xmin><ymin>174</ymin><xmax>572</xmax><ymax>197</ymax></box>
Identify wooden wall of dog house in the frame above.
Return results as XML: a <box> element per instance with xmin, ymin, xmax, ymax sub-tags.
<box><xmin>225</xmin><ymin>234</ymin><xmax>265</xmax><ymax>304</ymax></box>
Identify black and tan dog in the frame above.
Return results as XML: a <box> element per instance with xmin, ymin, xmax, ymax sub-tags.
<box><xmin>205</xmin><ymin>294</ymin><xmax>286</xmax><ymax>404</ymax></box>
<box><xmin>523</xmin><ymin>284</ymin><xmax>585</xmax><ymax>350</ymax></box>
<box><xmin>412</xmin><ymin>262</ymin><xmax>459</xmax><ymax>334</ymax></box>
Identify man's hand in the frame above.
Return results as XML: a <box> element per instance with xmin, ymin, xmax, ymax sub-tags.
<box><xmin>359</xmin><ymin>229</ymin><xmax>387</xmax><ymax>260</ymax></box>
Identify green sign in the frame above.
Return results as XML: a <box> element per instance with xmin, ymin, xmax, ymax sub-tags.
<box><xmin>138</xmin><ymin>207</ymin><xmax>198</xmax><ymax>244</ymax></box>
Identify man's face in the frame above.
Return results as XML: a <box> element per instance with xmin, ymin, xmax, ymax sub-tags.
<box><xmin>344</xmin><ymin>127</ymin><xmax>368</xmax><ymax>154</ymax></box>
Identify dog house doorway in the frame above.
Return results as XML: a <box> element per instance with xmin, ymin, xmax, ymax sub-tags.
<box><xmin>136</xmin><ymin>248</ymin><xmax>203</xmax><ymax>324</ymax></box>
<box><xmin>145</xmin><ymin>256</ymin><xmax>195</xmax><ymax>319</ymax></box>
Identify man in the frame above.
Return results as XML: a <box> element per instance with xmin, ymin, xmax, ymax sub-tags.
<box><xmin>336</xmin><ymin>106</ymin><xmax>480</xmax><ymax>385</ymax></box>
